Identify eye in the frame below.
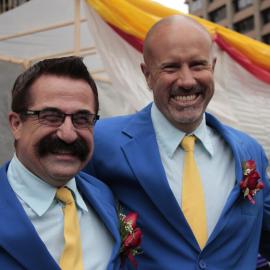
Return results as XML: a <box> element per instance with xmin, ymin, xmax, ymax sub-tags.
<box><xmin>73</xmin><ymin>113</ymin><xmax>91</xmax><ymax>125</ymax></box>
<box><xmin>39</xmin><ymin>110</ymin><xmax>63</xmax><ymax>124</ymax></box>
<box><xmin>190</xmin><ymin>60</ymin><xmax>209</xmax><ymax>71</ymax></box>
<box><xmin>162</xmin><ymin>64</ymin><xmax>179</xmax><ymax>73</ymax></box>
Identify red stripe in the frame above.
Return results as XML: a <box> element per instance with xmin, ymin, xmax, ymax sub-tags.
<box><xmin>215</xmin><ymin>35</ymin><xmax>270</xmax><ymax>84</ymax></box>
<box><xmin>105</xmin><ymin>25</ymin><xmax>270</xmax><ymax>84</ymax></box>
<box><xmin>108</xmin><ymin>23</ymin><xmax>143</xmax><ymax>53</ymax></box>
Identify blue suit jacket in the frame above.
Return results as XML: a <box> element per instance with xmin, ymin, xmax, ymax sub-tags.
<box><xmin>0</xmin><ymin>162</ymin><xmax>121</xmax><ymax>270</ymax></box>
<box><xmin>85</xmin><ymin>104</ymin><xmax>270</xmax><ymax>270</ymax></box>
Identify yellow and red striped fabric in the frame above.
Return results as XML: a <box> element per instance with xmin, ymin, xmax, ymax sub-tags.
<box><xmin>86</xmin><ymin>0</ymin><xmax>270</xmax><ymax>83</ymax></box>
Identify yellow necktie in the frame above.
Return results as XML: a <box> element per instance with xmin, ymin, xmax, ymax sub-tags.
<box><xmin>56</xmin><ymin>187</ymin><xmax>84</xmax><ymax>270</ymax></box>
<box><xmin>181</xmin><ymin>135</ymin><xmax>207</xmax><ymax>249</ymax></box>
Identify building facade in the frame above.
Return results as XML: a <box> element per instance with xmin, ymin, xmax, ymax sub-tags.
<box><xmin>186</xmin><ymin>0</ymin><xmax>270</xmax><ymax>44</ymax></box>
<box><xmin>0</xmin><ymin>0</ymin><xmax>29</xmax><ymax>14</ymax></box>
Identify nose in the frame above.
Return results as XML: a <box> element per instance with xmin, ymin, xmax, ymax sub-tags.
<box><xmin>176</xmin><ymin>65</ymin><xmax>196</xmax><ymax>89</ymax></box>
<box><xmin>56</xmin><ymin>116</ymin><xmax>78</xmax><ymax>144</ymax></box>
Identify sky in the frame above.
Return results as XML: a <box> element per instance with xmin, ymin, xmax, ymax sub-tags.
<box><xmin>153</xmin><ymin>0</ymin><xmax>188</xmax><ymax>13</ymax></box>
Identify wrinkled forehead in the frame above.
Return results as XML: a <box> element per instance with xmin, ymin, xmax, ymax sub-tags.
<box><xmin>27</xmin><ymin>75</ymin><xmax>95</xmax><ymax>111</ymax></box>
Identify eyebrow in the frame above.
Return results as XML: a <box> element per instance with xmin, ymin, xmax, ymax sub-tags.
<box><xmin>191</xmin><ymin>59</ymin><xmax>209</xmax><ymax>65</ymax></box>
<box><xmin>39</xmin><ymin>107</ymin><xmax>92</xmax><ymax>114</ymax></box>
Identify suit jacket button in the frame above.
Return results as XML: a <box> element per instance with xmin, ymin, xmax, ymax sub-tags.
<box><xmin>199</xmin><ymin>259</ymin><xmax>207</xmax><ymax>269</ymax></box>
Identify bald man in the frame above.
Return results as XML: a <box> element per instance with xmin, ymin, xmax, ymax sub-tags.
<box><xmin>84</xmin><ymin>15</ymin><xmax>270</xmax><ymax>269</ymax></box>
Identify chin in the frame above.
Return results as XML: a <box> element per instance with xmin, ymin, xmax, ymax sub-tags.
<box><xmin>47</xmin><ymin>174</ymin><xmax>75</xmax><ymax>187</ymax></box>
<box><xmin>174</xmin><ymin>115</ymin><xmax>201</xmax><ymax>125</ymax></box>
<box><xmin>176</xmin><ymin>108</ymin><xmax>203</xmax><ymax>123</ymax></box>
<box><xmin>171</xmin><ymin>114</ymin><xmax>203</xmax><ymax>132</ymax></box>
<box><xmin>49</xmin><ymin>167</ymin><xmax>80</xmax><ymax>181</ymax></box>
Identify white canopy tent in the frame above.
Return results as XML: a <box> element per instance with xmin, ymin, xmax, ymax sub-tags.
<box><xmin>0</xmin><ymin>0</ymin><xmax>269</xmax><ymax>164</ymax></box>
<box><xmin>83</xmin><ymin>2</ymin><xmax>270</xmax><ymax>160</ymax></box>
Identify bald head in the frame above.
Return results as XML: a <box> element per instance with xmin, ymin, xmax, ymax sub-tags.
<box><xmin>143</xmin><ymin>15</ymin><xmax>213</xmax><ymax>65</ymax></box>
<box><xmin>140</xmin><ymin>14</ymin><xmax>216</xmax><ymax>132</ymax></box>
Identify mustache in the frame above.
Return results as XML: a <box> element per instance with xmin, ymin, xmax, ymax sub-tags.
<box><xmin>36</xmin><ymin>134</ymin><xmax>90</xmax><ymax>162</ymax></box>
<box><xmin>171</xmin><ymin>85</ymin><xmax>205</xmax><ymax>96</ymax></box>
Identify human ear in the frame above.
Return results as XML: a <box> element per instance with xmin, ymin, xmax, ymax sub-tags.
<box><xmin>8</xmin><ymin>112</ymin><xmax>23</xmax><ymax>140</ymax></box>
<box><xmin>211</xmin><ymin>57</ymin><xmax>217</xmax><ymax>72</ymax></box>
<box><xmin>140</xmin><ymin>62</ymin><xmax>153</xmax><ymax>90</ymax></box>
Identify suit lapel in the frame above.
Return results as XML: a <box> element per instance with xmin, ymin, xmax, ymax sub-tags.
<box><xmin>122</xmin><ymin>108</ymin><xmax>251</xmax><ymax>250</ymax></box>
<box><xmin>205</xmin><ymin>113</ymin><xmax>247</xmax><ymax>245</ymax></box>
<box><xmin>121</xmin><ymin>105</ymin><xmax>199</xmax><ymax>250</ymax></box>
<box><xmin>0</xmin><ymin>163</ymin><xmax>59</xmax><ymax>270</ymax></box>
<box><xmin>76</xmin><ymin>175</ymin><xmax>121</xmax><ymax>263</ymax></box>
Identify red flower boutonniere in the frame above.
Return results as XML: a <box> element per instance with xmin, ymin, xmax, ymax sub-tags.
<box><xmin>119</xmin><ymin>210</ymin><xmax>142</xmax><ymax>269</ymax></box>
<box><xmin>240</xmin><ymin>160</ymin><xmax>264</xmax><ymax>204</ymax></box>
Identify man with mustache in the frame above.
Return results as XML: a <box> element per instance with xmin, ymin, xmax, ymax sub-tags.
<box><xmin>0</xmin><ymin>56</ymin><xmax>120</xmax><ymax>269</ymax></box>
<box><xmin>85</xmin><ymin>15</ymin><xmax>270</xmax><ymax>269</ymax></box>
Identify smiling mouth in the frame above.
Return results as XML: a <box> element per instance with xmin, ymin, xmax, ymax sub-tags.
<box><xmin>50</xmin><ymin>151</ymin><xmax>78</xmax><ymax>162</ymax></box>
<box><xmin>171</xmin><ymin>94</ymin><xmax>200</xmax><ymax>105</ymax></box>
<box><xmin>51</xmin><ymin>150</ymin><xmax>75</xmax><ymax>156</ymax></box>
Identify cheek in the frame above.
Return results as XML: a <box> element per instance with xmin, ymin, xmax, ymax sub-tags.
<box><xmin>153</xmin><ymin>74</ymin><xmax>175</xmax><ymax>95</ymax></box>
<box><xmin>86</xmin><ymin>138</ymin><xmax>94</xmax><ymax>162</ymax></box>
<box><xmin>82</xmin><ymin>130</ymin><xmax>94</xmax><ymax>150</ymax></box>
<box><xmin>18</xmin><ymin>127</ymin><xmax>56</xmax><ymax>155</ymax></box>
<box><xmin>88</xmin><ymin>136</ymin><xmax>94</xmax><ymax>152</ymax></box>
<box><xmin>18</xmin><ymin>129</ymin><xmax>39</xmax><ymax>150</ymax></box>
<box><xmin>205</xmin><ymin>79</ymin><xmax>215</xmax><ymax>99</ymax></box>
<box><xmin>198</xmin><ymin>72</ymin><xmax>214</xmax><ymax>87</ymax></box>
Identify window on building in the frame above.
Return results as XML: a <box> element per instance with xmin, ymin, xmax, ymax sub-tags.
<box><xmin>0</xmin><ymin>0</ymin><xmax>30</xmax><ymax>13</ymax></box>
<box><xmin>233</xmin><ymin>16</ymin><xmax>254</xmax><ymax>33</ymax></box>
<box><xmin>262</xmin><ymin>33</ymin><xmax>270</xmax><ymax>45</ymax></box>
<box><xmin>190</xmin><ymin>0</ymin><xmax>203</xmax><ymax>12</ymax></box>
<box><xmin>262</xmin><ymin>8</ymin><xmax>270</xmax><ymax>25</ymax></box>
<box><xmin>0</xmin><ymin>0</ymin><xmax>9</xmax><ymax>12</ymax></box>
<box><xmin>209</xmin><ymin>5</ymin><xmax>226</xmax><ymax>22</ymax></box>
<box><xmin>233</xmin><ymin>0</ymin><xmax>253</xmax><ymax>12</ymax></box>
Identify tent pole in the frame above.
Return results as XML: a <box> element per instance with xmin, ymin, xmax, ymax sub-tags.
<box><xmin>92</xmin><ymin>75</ymin><xmax>111</xmax><ymax>84</ymax></box>
<box><xmin>29</xmin><ymin>47</ymin><xmax>96</xmax><ymax>62</ymax></box>
<box><xmin>0</xmin><ymin>54</ymin><xmax>25</xmax><ymax>65</ymax></box>
<box><xmin>0</xmin><ymin>54</ymin><xmax>31</xmax><ymax>70</ymax></box>
<box><xmin>0</xmin><ymin>19</ymin><xmax>87</xmax><ymax>42</ymax></box>
<box><xmin>74</xmin><ymin>0</ymin><xmax>81</xmax><ymax>55</ymax></box>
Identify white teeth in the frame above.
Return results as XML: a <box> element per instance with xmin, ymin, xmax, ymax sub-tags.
<box><xmin>53</xmin><ymin>150</ymin><xmax>72</xmax><ymax>154</ymax></box>
<box><xmin>174</xmin><ymin>95</ymin><xmax>196</xmax><ymax>101</ymax></box>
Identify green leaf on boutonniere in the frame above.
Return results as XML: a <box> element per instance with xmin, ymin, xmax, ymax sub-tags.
<box><xmin>244</xmin><ymin>188</ymin><xmax>249</xmax><ymax>197</ymax></box>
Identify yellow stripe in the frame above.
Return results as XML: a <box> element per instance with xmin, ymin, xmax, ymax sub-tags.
<box><xmin>191</xmin><ymin>15</ymin><xmax>270</xmax><ymax>71</ymax></box>
<box><xmin>86</xmin><ymin>0</ymin><xmax>180</xmax><ymax>39</ymax></box>
<box><xmin>86</xmin><ymin>0</ymin><xmax>270</xmax><ymax>70</ymax></box>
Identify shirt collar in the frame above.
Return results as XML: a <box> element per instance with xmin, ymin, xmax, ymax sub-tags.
<box><xmin>193</xmin><ymin>116</ymin><xmax>214</xmax><ymax>157</ymax></box>
<box><xmin>151</xmin><ymin>103</ymin><xmax>214</xmax><ymax>157</ymax></box>
<box><xmin>7</xmin><ymin>154</ymin><xmax>88</xmax><ymax>216</ymax></box>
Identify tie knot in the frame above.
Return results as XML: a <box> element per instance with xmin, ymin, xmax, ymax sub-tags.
<box><xmin>56</xmin><ymin>187</ymin><xmax>74</xmax><ymax>205</ymax></box>
<box><xmin>181</xmin><ymin>135</ymin><xmax>196</xmax><ymax>152</ymax></box>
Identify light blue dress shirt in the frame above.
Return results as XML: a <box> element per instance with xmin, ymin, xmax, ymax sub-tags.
<box><xmin>7</xmin><ymin>155</ymin><xmax>114</xmax><ymax>270</ymax></box>
<box><xmin>151</xmin><ymin>103</ymin><xmax>236</xmax><ymax>237</ymax></box>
